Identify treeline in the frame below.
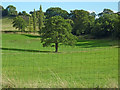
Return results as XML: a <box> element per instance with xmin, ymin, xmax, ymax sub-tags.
<box><xmin>0</xmin><ymin>5</ymin><xmax>120</xmax><ymax>39</ymax></box>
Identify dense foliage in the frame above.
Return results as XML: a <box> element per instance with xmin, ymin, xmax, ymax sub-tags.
<box><xmin>38</xmin><ymin>5</ymin><xmax>44</xmax><ymax>34</ymax></box>
<box><xmin>45</xmin><ymin>7</ymin><xmax>69</xmax><ymax>19</ymax></box>
<box><xmin>69</xmin><ymin>10</ymin><xmax>95</xmax><ymax>35</ymax></box>
<box><xmin>12</xmin><ymin>16</ymin><xmax>27</xmax><ymax>31</ymax></box>
<box><xmin>91</xmin><ymin>13</ymin><xmax>118</xmax><ymax>38</ymax></box>
<box><xmin>41</xmin><ymin>16</ymin><xmax>77</xmax><ymax>52</ymax></box>
<box><xmin>1</xmin><ymin>5</ymin><xmax>120</xmax><ymax>48</ymax></box>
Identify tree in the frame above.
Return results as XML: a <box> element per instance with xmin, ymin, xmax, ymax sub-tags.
<box><xmin>98</xmin><ymin>9</ymin><xmax>114</xmax><ymax>17</ymax></box>
<box><xmin>90</xmin><ymin>12</ymin><xmax>96</xmax><ymax>18</ymax></box>
<box><xmin>45</xmin><ymin>7</ymin><xmax>69</xmax><ymax>19</ymax></box>
<box><xmin>70</xmin><ymin>10</ymin><xmax>95</xmax><ymax>35</ymax></box>
<box><xmin>114</xmin><ymin>15</ymin><xmax>120</xmax><ymax>39</ymax></box>
<box><xmin>29</xmin><ymin>11</ymin><xmax>33</xmax><ymax>15</ymax></box>
<box><xmin>28</xmin><ymin>15</ymin><xmax>33</xmax><ymax>32</ymax></box>
<box><xmin>6</xmin><ymin>5</ymin><xmax>17</xmax><ymax>16</ymax></box>
<box><xmin>38</xmin><ymin>5</ymin><xmax>44</xmax><ymax>34</ymax></box>
<box><xmin>41</xmin><ymin>16</ymin><xmax>77</xmax><ymax>52</ymax></box>
<box><xmin>0</xmin><ymin>5</ymin><xmax>4</xmax><ymax>17</ymax></box>
<box><xmin>33</xmin><ymin>9</ymin><xmax>37</xmax><ymax>33</ymax></box>
<box><xmin>0</xmin><ymin>5</ymin><xmax>8</xmax><ymax>16</ymax></box>
<box><xmin>18</xmin><ymin>12</ymin><xmax>22</xmax><ymax>15</ymax></box>
<box><xmin>0</xmin><ymin>5</ymin><xmax>4</xmax><ymax>11</ymax></box>
<box><xmin>91</xmin><ymin>13</ymin><xmax>118</xmax><ymax>38</ymax></box>
<box><xmin>13</xmin><ymin>16</ymin><xmax>27</xmax><ymax>31</ymax></box>
<box><xmin>22</xmin><ymin>11</ymin><xmax>27</xmax><ymax>15</ymax></box>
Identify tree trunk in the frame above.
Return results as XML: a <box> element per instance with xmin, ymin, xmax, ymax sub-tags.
<box><xmin>55</xmin><ymin>43</ymin><xmax>58</xmax><ymax>52</ymax></box>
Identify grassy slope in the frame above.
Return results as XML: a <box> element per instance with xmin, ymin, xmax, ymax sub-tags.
<box><xmin>1</xmin><ymin>16</ymin><xmax>39</xmax><ymax>31</ymax></box>
<box><xmin>2</xmin><ymin>33</ymin><xmax>118</xmax><ymax>88</ymax></box>
<box><xmin>1</xmin><ymin>17</ymin><xmax>18</xmax><ymax>31</ymax></box>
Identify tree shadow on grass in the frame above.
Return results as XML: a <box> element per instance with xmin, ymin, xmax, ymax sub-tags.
<box><xmin>22</xmin><ymin>34</ymin><xmax>40</xmax><ymax>38</ymax></box>
<box><xmin>1</xmin><ymin>47</ymin><xmax>54</xmax><ymax>53</ymax></box>
<box><xmin>75</xmin><ymin>40</ymin><xmax>115</xmax><ymax>48</ymax></box>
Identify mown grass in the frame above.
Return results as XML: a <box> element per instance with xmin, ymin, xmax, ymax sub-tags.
<box><xmin>1</xmin><ymin>33</ymin><xmax>118</xmax><ymax>88</ymax></box>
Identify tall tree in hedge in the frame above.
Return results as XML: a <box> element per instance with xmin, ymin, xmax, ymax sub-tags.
<box><xmin>29</xmin><ymin>16</ymin><xmax>33</xmax><ymax>32</ymax></box>
<box><xmin>13</xmin><ymin>16</ymin><xmax>27</xmax><ymax>32</ymax></box>
<box><xmin>33</xmin><ymin>9</ymin><xmax>37</xmax><ymax>33</ymax></box>
<box><xmin>41</xmin><ymin>16</ymin><xmax>77</xmax><ymax>52</ymax></box>
<box><xmin>38</xmin><ymin>5</ymin><xmax>44</xmax><ymax>34</ymax></box>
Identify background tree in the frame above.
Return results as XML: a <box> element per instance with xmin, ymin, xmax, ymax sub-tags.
<box><xmin>98</xmin><ymin>9</ymin><xmax>114</xmax><ymax>17</ymax></box>
<box><xmin>33</xmin><ymin>9</ymin><xmax>37</xmax><ymax>33</ymax></box>
<box><xmin>6</xmin><ymin>5</ymin><xmax>17</xmax><ymax>16</ymax></box>
<box><xmin>22</xmin><ymin>11</ymin><xmax>27</xmax><ymax>16</ymax></box>
<box><xmin>0</xmin><ymin>5</ymin><xmax>8</xmax><ymax>16</ymax></box>
<box><xmin>18</xmin><ymin>12</ymin><xmax>22</xmax><ymax>15</ymax></box>
<box><xmin>13</xmin><ymin>16</ymin><xmax>27</xmax><ymax>32</ymax></box>
<box><xmin>41</xmin><ymin>16</ymin><xmax>77</xmax><ymax>52</ymax></box>
<box><xmin>114</xmin><ymin>15</ymin><xmax>120</xmax><ymax>39</ymax></box>
<box><xmin>0</xmin><ymin>5</ymin><xmax>4</xmax><ymax>17</ymax></box>
<box><xmin>38</xmin><ymin>5</ymin><xmax>44</xmax><ymax>34</ymax></box>
<box><xmin>29</xmin><ymin>11</ymin><xmax>33</xmax><ymax>15</ymax></box>
<box><xmin>90</xmin><ymin>12</ymin><xmax>96</xmax><ymax>18</ymax></box>
<box><xmin>28</xmin><ymin>16</ymin><xmax>33</xmax><ymax>32</ymax></box>
<box><xmin>70</xmin><ymin>10</ymin><xmax>95</xmax><ymax>35</ymax></box>
<box><xmin>45</xmin><ymin>7</ymin><xmax>69</xmax><ymax>19</ymax></box>
<box><xmin>0</xmin><ymin>5</ymin><xmax>4</xmax><ymax>11</ymax></box>
<box><xmin>91</xmin><ymin>13</ymin><xmax>118</xmax><ymax>38</ymax></box>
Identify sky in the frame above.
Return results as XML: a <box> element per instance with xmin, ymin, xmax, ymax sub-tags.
<box><xmin>1</xmin><ymin>2</ymin><xmax>119</xmax><ymax>14</ymax></box>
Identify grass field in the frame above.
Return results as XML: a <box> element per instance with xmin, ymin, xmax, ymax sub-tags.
<box><xmin>1</xmin><ymin>33</ymin><xmax>118</xmax><ymax>88</ymax></box>
<box><xmin>1</xmin><ymin>17</ymin><xmax>17</xmax><ymax>31</ymax></box>
<box><xmin>1</xmin><ymin>17</ymin><xmax>39</xmax><ymax>31</ymax></box>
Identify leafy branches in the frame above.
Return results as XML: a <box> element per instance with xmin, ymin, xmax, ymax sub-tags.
<box><xmin>12</xmin><ymin>16</ymin><xmax>27</xmax><ymax>31</ymax></box>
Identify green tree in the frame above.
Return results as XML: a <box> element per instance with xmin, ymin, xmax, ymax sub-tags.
<box><xmin>22</xmin><ymin>11</ymin><xmax>27</xmax><ymax>16</ymax></box>
<box><xmin>45</xmin><ymin>7</ymin><xmax>69</xmax><ymax>19</ymax></box>
<box><xmin>0</xmin><ymin>5</ymin><xmax>4</xmax><ymax>12</ymax></box>
<box><xmin>13</xmin><ymin>16</ymin><xmax>27</xmax><ymax>32</ymax></box>
<box><xmin>0</xmin><ymin>5</ymin><xmax>4</xmax><ymax>17</ymax></box>
<box><xmin>0</xmin><ymin>5</ymin><xmax>8</xmax><ymax>16</ymax></box>
<box><xmin>114</xmin><ymin>15</ymin><xmax>120</xmax><ymax>39</ymax></box>
<box><xmin>28</xmin><ymin>16</ymin><xmax>33</xmax><ymax>32</ymax></box>
<box><xmin>33</xmin><ymin>9</ymin><xmax>37</xmax><ymax>33</ymax></box>
<box><xmin>90</xmin><ymin>12</ymin><xmax>96</xmax><ymax>18</ymax></box>
<box><xmin>70</xmin><ymin>10</ymin><xmax>95</xmax><ymax>35</ymax></box>
<box><xmin>98</xmin><ymin>9</ymin><xmax>114</xmax><ymax>17</ymax></box>
<box><xmin>6</xmin><ymin>5</ymin><xmax>17</xmax><ymax>16</ymax></box>
<box><xmin>38</xmin><ymin>5</ymin><xmax>44</xmax><ymax>34</ymax></box>
<box><xmin>41</xmin><ymin>16</ymin><xmax>77</xmax><ymax>52</ymax></box>
<box><xmin>91</xmin><ymin>13</ymin><xmax>118</xmax><ymax>38</ymax></box>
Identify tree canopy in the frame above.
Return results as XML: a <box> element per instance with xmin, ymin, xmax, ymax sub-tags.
<box><xmin>70</xmin><ymin>10</ymin><xmax>95</xmax><ymax>35</ymax></box>
<box><xmin>6</xmin><ymin>5</ymin><xmax>17</xmax><ymax>16</ymax></box>
<box><xmin>13</xmin><ymin>16</ymin><xmax>27</xmax><ymax>31</ymax></box>
<box><xmin>45</xmin><ymin>7</ymin><xmax>69</xmax><ymax>19</ymax></box>
<box><xmin>41</xmin><ymin>16</ymin><xmax>77</xmax><ymax>52</ymax></box>
<box><xmin>38</xmin><ymin>5</ymin><xmax>44</xmax><ymax>34</ymax></box>
<box><xmin>1</xmin><ymin>4</ymin><xmax>119</xmax><ymax>39</ymax></box>
<box><xmin>92</xmin><ymin>13</ymin><xmax>118</xmax><ymax>38</ymax></box>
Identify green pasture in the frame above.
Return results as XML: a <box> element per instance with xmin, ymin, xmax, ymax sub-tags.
<box><xmin>1</xmin><ymin>33</ymin><xmax>118</xmax><ymax>88</ymax></box>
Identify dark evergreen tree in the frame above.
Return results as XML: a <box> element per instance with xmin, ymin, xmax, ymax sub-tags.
<box><xmin>38</xmin><ymin>5</ymin><xmax>44</xmax><ymax>34</ymax></box>
<box><xmin>33</xmin><ymin>9</ymin><xmax>37</xmax><ymax>33</ymax></box>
